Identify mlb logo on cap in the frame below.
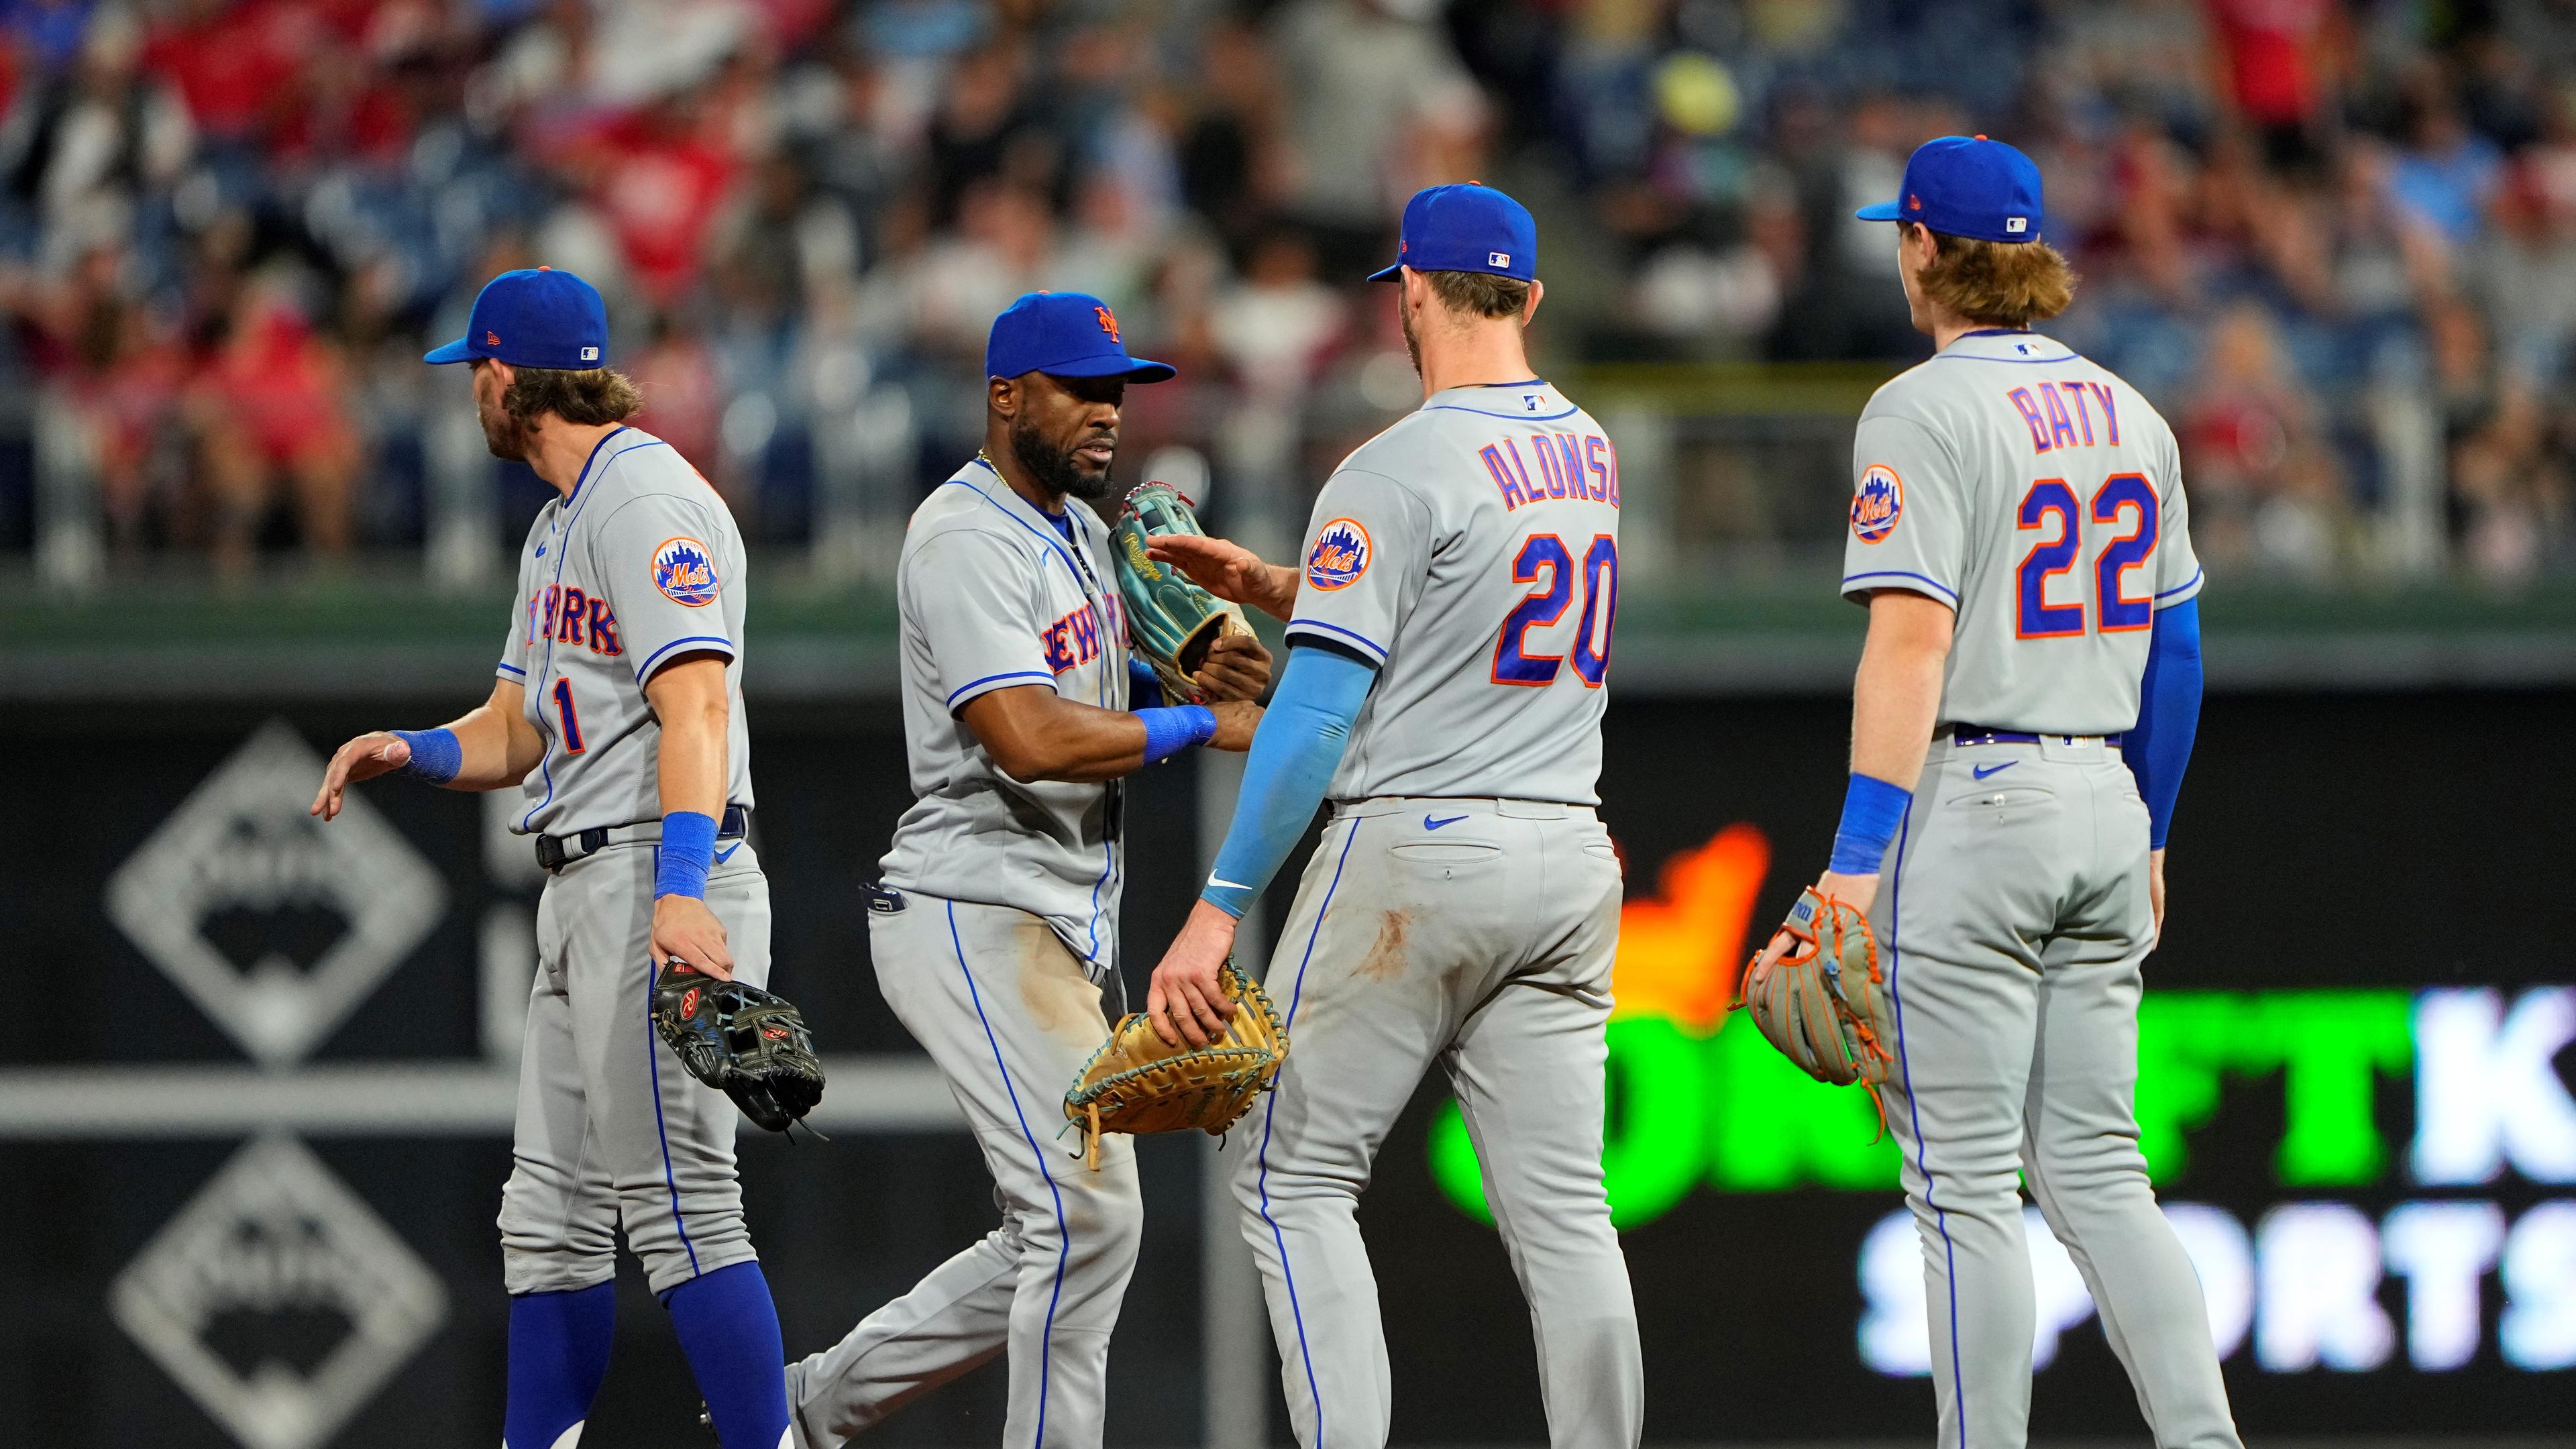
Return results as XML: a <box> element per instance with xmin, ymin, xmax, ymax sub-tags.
<box><xmin>1856</xmin><ymin>136</ymin><xmax>2046</xmax><ymax>245</ymax></box>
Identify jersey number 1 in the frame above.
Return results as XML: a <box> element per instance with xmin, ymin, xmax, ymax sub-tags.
<box><xmin>2015</xmin><ymin>474</ymin><xmax>2157</xmax><ymax>638</ymax></box>
<box><xmin>552</xmin><ymin>678</ymin><xmax>587</xmax><ymax>754</ymax></box>
<box><xmin>1493</xmin><ymin>533</ymin><xmax>1617</xmax><ymax>686</ymax></box>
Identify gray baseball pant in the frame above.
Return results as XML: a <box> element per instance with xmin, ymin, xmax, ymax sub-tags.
<box><xmin>498</xmin><ymin>839</ymin><xmax>772</xmax><ymax>1297</ymax></box>
<box><xmin>790</xmin><ymin>892</ymin><xmax>1142</xmax><ymax>1449</ymax></box>
<box><xmin>1872</xmin><ymin>735</ymin><xmax>2240</xmax><ymax>1449</ymax></box>
<box><xmin>1239</xmin><ymin>796</ymin><xmax>1642</xmax><ymax>1449</ymax></box>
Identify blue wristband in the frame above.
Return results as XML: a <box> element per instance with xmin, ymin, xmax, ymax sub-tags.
<box><xmin>393</xmin><ymin>728</ymin><xmax>462</xmax><ymax>785</ymax></box>
<box><xmin>1138</xmin><ymin>705</ymin><xmax>1218</xmax><ymax>766</ymax></box>
<box><xmin>1828</xmin><ymin>772</ymin><xmax>1912</xmax><ymax>874</ymax></box>
<box><xmin>655</xmin><ymin>810</ymin><xmax>718</xmax><ymax>900</ymax></box>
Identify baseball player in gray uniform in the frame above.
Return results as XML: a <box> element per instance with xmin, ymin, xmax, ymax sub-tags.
<box><xmin>1145</xmin><ymin>185</ymin><xmax>1641</xmax><ymax>1449</ymax></box>
<box><xmin>785</xmin><ymin>292</ymin><xmax>1267</xmax><ymax>1449</ymax></box>
<box><xmin>311</xmin><ymin>268</ymin><xmax>796</xmax><ymax>1449</ymax></box>
<box><xmin>1754</xmin><ymin>138</ymin><xmax>2232</xmax><ymax>1449</ymax></box>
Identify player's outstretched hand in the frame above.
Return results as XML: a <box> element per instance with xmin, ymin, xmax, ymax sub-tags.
<box><xmin>1195</xmin><ymin>631</ymin><xmax>1273</xmax><ymax>702</ymax></box>
<box><xmin>1208</xmin><ymin>700</ymin><xmax>1263</xmax><ymax>751</ymax></box>
<box><xmin>655</xmin><ymin>896</ymin><xmax>735</xmax><ymax>981</ymax></box>
<box><xmin>1148</xmin><ymin>900</ymin><xmax>1242</xmax><ymax>1047</ymax></box>
<box><xmin>311</xmin><ymin>731</ymin><xmax>411</xmax><ymax>821</ymax></box>
<box><xmin>1147</xmin><ymin>533</ymin><xmax>1295</xmax><ymax>619</ymax></box>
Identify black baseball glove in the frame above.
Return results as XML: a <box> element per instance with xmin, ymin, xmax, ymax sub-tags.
<box><xmin>651</xmin><ymin>961</ymin><xmax>825</xmax><ymax>1133</ymax></box>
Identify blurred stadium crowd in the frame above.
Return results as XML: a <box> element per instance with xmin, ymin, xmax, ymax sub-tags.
<box><xmin>0</xmin><ymin>0</ymin><xmax>2571</xmax><ymax>583</ymax></box>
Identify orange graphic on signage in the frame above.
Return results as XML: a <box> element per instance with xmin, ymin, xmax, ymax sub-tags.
<box><xmin>1608</xmin><ymin>822</ymin><xmax>1771</xmax><ymax>1035</ymax></box>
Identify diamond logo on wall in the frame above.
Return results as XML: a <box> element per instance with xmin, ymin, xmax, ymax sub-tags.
<box><xmin>106</xmin><ymin>720</ymin><xmax>446</xmax><ymax>1064</ymax></box>
<box><xmin>111</xmin><ymin>1136</ymin><xmax>449</xmax><ymax>1449</ymax></box>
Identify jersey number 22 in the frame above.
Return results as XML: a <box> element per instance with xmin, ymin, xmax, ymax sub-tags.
<box><xmin>1494</xmin><ymin>533</ymin><xmax>1617</xmax><ymax>686</ymax></box>
<box><xmin>2016</xmin><ymin>474</ymin><xmax>2156</xmax><ymax>638</ymax></box>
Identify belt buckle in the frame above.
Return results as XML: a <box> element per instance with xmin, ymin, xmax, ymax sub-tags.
<box><xmin>534</xmin><ymin>835</ymin><xmax>566</xmax><ymax>873</ymax></box>
<box><xmin>865</xmin><ymin>883</ymin><xmax>905</xmax><ymax>915</ymax></box>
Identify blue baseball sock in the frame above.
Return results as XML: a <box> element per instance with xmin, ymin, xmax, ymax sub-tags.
<box><xmin>662</xmin><ymin>1261</ymin><xmax>791</xmax><ymax>1448</ymax></box>
<box><xmin>504</xmin><ymin>1282</ymin><xmax>615</xmax><ymax>1449</ymax></box>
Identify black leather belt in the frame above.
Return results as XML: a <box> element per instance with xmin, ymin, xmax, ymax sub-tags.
<box><xmin>536</xmin><ymin>804</ymin><xmax>750</xmax><ymax>873</ymax></box>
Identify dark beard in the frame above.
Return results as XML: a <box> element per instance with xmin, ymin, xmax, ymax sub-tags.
<box><xmin>480</xmin><ymin>399</ymin><xmax>533</xmax><ymax>462</ymax></box>
<box><xmin>1401</xmin><ymin>300</ymin><xmax>1422</xmax><ymax>378</ymax></box>
<box><xmin>1010</xmin><ymin>415</ymin><xmax>1112</xmax><ymax>502</ymax></box>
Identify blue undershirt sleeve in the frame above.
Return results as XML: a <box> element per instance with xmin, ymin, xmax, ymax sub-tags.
<box><xmin>1127</xmin><ymin>657</ymin><xmax>1166</xmax><ymax>710</ymax></box>
<box><xmin>2122</xmin><ymin>597</ymin><xmax>2203</xmax><ymax>849</ymax></box>
<box><xmin>1199</xmin><ymin>644</ymin><xmax>1379</xmax><ymax>918</ymax></box>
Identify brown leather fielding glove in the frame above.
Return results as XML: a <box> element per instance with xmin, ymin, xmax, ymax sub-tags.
<box><xmin>1739</xmin><ymin>887</ymin><xmax>1896</xmax><ymax>1128</ymax></box>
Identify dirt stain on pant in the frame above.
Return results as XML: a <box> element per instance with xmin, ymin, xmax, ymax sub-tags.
<box><xmin>1357</xmin><ymin>908</ymin><xmax>1411</xmax><ymax>981</ymax></box>
<box><xmin>1016</xmin><ymin>920</ymin><xmax>1108</xmax><ymax>1040</ymax></box>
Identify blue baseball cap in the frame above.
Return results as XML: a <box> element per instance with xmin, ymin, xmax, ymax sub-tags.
<box><xmin>1856</xmin><ymin>136</ymin><xmax>2045</xmax><ymax>244</ymax></box>
<box><xmin>424</xmin><ymin>267</ymin><xmax>610</xmax><ymax>368</ymax></box>
<box><xmin>985</xmin><ymin>292</ymin><xmax>1174</xmax><ymax>382</ymax></box>
<box><xmin>1367</xmin><ymin>182</ymin><xmax>1538</xmax><ymax>283</ymax></box>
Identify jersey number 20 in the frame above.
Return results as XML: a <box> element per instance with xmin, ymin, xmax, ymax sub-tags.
<box><xmin>1493</xmin><ymin>533</ymin><xmax>1617</xmax><ymax>686</ymax></box>
<box><xmin>2016</xmin><ymin>474</ymin><xmax>2157</xmax><ymax>638</ymax></box>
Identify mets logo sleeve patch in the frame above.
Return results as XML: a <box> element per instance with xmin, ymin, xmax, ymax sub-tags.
<box><xmin>1305</xmin><ymin>518</ymin><xmax>1372</xmax><ymax>590</ymax></box>
<box><xmin>1850</xmin><ymin>464</ymin><xmax>1903</xmax><ymax>543</ymax></box>
<box><xmin>652</xmin><ymin>537</ymin><xmax>722</xmax><ymax>606</ymax></box>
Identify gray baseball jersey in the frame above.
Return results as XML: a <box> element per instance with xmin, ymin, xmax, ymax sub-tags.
<box><xmin>1843</xmin><ymin>331</ymin><xmax>2240</xmax><ymax>1449</ymax></box>
<box><xmin>1839</xmin><ymin>329</ymin><xmax>2202</xmax><ymax>735</ymax></box>
<box><xmin>1244</xmin><ymin>380</ymin><xmax>1642</xmax><ymax>1449</ymax></box>
<box><xmin>1288</xmin><ymin>380</ymin><xmax>1621</xmax><ymax>803</ymax></box>
<box><xmin>500</xmin><ymin>425</ymin><xmax>754</xmax><ymax>836</ymax></box>
<box><xmin>877</xmin><ymin>459</ymin><xmax>1131</xmax><ymax>974</ymax></box>
<box><xmin>792</xmin><ymin>458</ymin><xmax>1144</xmax><ymax>1449</ymax></box>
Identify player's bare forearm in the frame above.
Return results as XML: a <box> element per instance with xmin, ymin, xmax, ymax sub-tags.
<box><xmin>643</xmin><ymin>655</ymin><xmax>731</xmax><ymax>818</ymax></box>
<box><xmin>1848</xmin><ymin>590</ymin><xmax>1955</xmax><ymax>793</ymax></box>
<box><xmin>309</xmin><ymin>679</ymin><xmax>539</xmax><ymax>820</ymax></box>
<box><xmin>1776</xmin><ymin>590</ymin><xmax>1953</xmax><ymax>922</ymax></box>
<box><xmin>1145</xmin><ymin>533</ymin><xmax>1301</xmax><ymax>622</ymax></box>
<box><xmin>642</xmin><ymin>655</ymin><xmax>736</xmax><ymax>977</ymax></box>
<box><xmin>963</xmin><ymin>686</ymin><xmax>1258</xmax><ymax>782</ymax></box>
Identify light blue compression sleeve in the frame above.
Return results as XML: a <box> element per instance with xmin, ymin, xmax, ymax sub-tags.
<box><xmin>1200</xmin><ymin>644</ymin><xmax>1379</xmax><ymax>918</ymax></box>
<box><xmin>2122</xmin><ymin>597</ymin><xmax>2203</xmax><ymax>849</ymax></box>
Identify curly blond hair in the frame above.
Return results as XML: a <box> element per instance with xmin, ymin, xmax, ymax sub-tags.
<box><xmin>1904</xmin><ymin>222</ymin><xmax>2076</xmax><ymax>328</ymax></box>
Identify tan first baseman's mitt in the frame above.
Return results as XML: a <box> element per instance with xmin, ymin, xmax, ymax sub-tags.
<box><xmin>1738</xmin><ymin>886</ymin><xmax>1897</xmax><ymax>1128</ymax></box>
<box><xmin>1064</xmin><ymin>964</ymin><xmax>1287</xmax><ymax>1169</ymax></box>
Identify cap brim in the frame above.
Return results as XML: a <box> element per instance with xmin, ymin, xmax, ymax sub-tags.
<box><xmin>1854</xmin><ymin>201</ymin><xmax>1904</xmax><ymax>221</ymax></box>
<box><xmin>1366</xmin><ymin>262</ymin><xmax>1403</xmax><ymax>283</ymax></box>
<box><xmin>423</xmin><ymin>336</ymin><xmax>476</xmax><ymax>364</ymax></box>
<box><xmin>1039</xmin><ymin>355</ymin><xmax>1178</xmax><ymax>383</ymax></box>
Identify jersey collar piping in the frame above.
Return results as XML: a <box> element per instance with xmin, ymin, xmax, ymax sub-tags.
<box><xmin>561</xmin><ymin>425</ymin><xmax>633</xmax><ymax>511</ymax></box>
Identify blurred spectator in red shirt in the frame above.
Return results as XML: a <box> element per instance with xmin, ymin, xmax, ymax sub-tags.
<box><xmin>186</xmin><ymin>280</ymin><xmax>360</xmax><ymax>576</ymax></box>
<box><xmin>2208</xmin><ymin>0</ymin><xmax>2346</xmax><ymax>165</ymax></box>
<box><xmin>566</xmin><ymin>91</ymin><xmax>741</xmax><ymax>309</ymax></box>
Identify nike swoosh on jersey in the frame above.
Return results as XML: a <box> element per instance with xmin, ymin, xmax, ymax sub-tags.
<box><xmin>1972</xmin><ymin>762</ymin><xmax>2018</xmax><ymax>780</ymax></box>
<box><xmin>714</xmin><ymin>842</ymin><xmax>742</xmax><ymax>863</ymax></box>
<box><xmin>1424</xmin><ymin>814</ymin><xmax>1468</xmax><ymax>830</ymax></box>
